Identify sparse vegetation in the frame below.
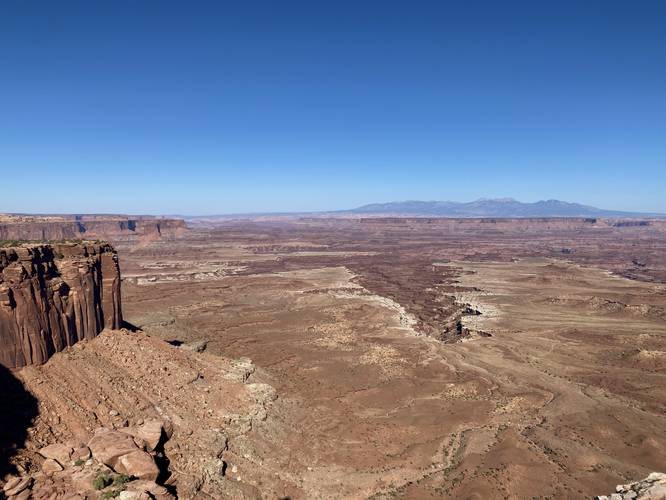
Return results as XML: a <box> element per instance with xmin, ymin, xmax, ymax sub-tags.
<box><xmin>74</xmin><ymin>458</ymin><xmax>84</xmax><ymax>466</ymax></box>
<box><xmin>0</xmin><ymin>239</ymin><xmax>26</xmax><ymax>247</ymax></box>
<box><xmin>93</xmin><ymin>473</ymin><xmax>113</xmax><ymax>490</ymax></box>
<box><xmin>0</xmin><ymin>238</ymin><xmax>105</xmax><ymax>248</ymax></box>
<box><xmin>93</xmin><ymin>472</ymin><xmax>130</xmax><ymax>495</ymax></box>
<box><xmin>112</xmin><ymin>474</ymin><xmax>131</xmax><ymax>487</ymax></box>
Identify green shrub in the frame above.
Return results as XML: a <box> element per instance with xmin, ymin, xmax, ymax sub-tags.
<box><xmin>93</xmin><ymin>473</ymin><xmax>112</xmax><ymax>490</ymax></box>
<box><xmin>112</xmin><ymin>474</ymin><xmax>131</xmax><ymax>487</ymax></box>
<box><xmin>0</xmin><ymin>240</ymin><xmax>25</xmax><ymax>248</ymax></box>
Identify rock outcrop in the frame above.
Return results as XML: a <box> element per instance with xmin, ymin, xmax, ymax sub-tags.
<box><xmin>14</xmin><ymin>329</ymin><xmax>279</xmax><ymax>498</ymax></box>
<box><xmin>0</xmin><ymin>243</ymin><xmax>122</xmax><ymax>368</ymax></box>
<box><xmin>0</xmin><ymin>215</ymin><xmax>187</xmax><ymax>243</ymax></box>
<box><xmin>596</xmin><ymin>472</ymin><xmax>666</xmax><ymax>500</ymax></box>
<box><xmin>2</xmin><ymin>421</ymin><xmax>175</xmax><ymax>499</ymax></box>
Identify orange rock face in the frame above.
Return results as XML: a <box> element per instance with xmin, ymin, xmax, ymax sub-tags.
<box><xmin>0</xmin><ymin>243</ymin><xmax>122</xmax><ymax>368</ymax></box>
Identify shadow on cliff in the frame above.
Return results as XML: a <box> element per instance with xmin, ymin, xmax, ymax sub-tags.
<box><xmin>121</xmin><ymin>320</ymin><xmax>140</xmax><ymax>332</ymax></box>
<box><xmin>0</xmin><ymin>364</ymin><xmax>38</xmax><ymax>479</ymax></box>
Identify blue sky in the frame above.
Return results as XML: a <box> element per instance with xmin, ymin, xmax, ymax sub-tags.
<box><xmin>1</xmin><ymin>1</ymin><xmax>665</xmax><ymax>215</ymax></box>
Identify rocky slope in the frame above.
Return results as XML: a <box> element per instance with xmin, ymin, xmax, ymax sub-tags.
<box><xmin>0</xmin><ymin>240</ymin><xmax>281</xmax><ymax>498</ymax></box>
<box><xmin>0</xmin><ymin>243</ymin><xmax>122</xmax><ymax>368</ymax></box>
<box><xmin>3</xmin><ymin>420</ymin><xmax>176</xmax><ymax>500</ymax></box>
<box><xmin>10</xmin><ymin>329</ymin><xmax>279</xmax><ymax>499</ymax></box>
<box><xmin>0</xmin><ymin>215</ymin><xmax>187</xmax><ymax>243</ymax></box>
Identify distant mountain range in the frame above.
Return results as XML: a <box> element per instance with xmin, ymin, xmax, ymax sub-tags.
<box><xmin>345</xmin><ymin>199</ymin><xmax>663</xmax><ymax>218</ymax></box>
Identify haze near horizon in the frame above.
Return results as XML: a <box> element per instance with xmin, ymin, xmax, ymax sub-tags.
<box><xmin>2</xmin><ymin>0</ymin><xmax>665</xmax><ymax>214</ymax></box>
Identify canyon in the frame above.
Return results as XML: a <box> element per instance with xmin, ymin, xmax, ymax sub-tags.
<box><xmin>1</xmin><ymin>216</ymin><xmax>665</xmax><ymax>499</ymax></box>
<box><xmin>117</xmin><ymin>217</ymin><xmax>666</xmax><ymax>498</ymax></box>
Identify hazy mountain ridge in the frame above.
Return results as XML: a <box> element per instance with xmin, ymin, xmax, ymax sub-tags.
<box><xmin>348</xmin><ymin>198</ymin><xmax>662</xmax><ymax>218</ymax></box>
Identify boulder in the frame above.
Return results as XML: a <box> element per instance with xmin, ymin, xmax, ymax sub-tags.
<box><xmin>70</xmin><ymin>467</ymin><xmax>98</xmax><ymax>492</ymax></box>
<box><xmin>3</xmin><ymin>476</ymin><xmax>32</xmax><ymax>497</ymax></box>
<box><xmin>12</xmin><ymin>489</ymin><xmax>32</xmax><ymax>500</ymax></box>
<box><xmin>117</xmin><ymin>450</ymin><xmax>160</xmax><ymax>481</ymax></box>
<box><xmin>598</xmin><ymin>472</ymin><xmax>666</xmax><ymax>500</ymax></box>
<box><xmin>88</xmin><ymin>429</ymin><xmax>140</xmax><ymax>469</ymax></box>
<box><xmin>3</xmin><ymin>477</ymin><xmax>22</xmax><ymax>493</ymax></box>
<box><xmin>125</xmin><ymin>480</ymin><xmax>176</xmax><ymax>500</ymax></box>
<box><xmin>41</xmin><ymin>458</ymin><xmax>64</xmax><ymax>474</ymax></box>
<box><xmin>181</xmin><ymin>340</ymin><xmax>208</xmax><ymax>353</ymax></box>
<box><xmin>162</xmin><ymin>420</ymin><xmax>174</xmax><ymax>439</ymax></box>
<box><xmin>121</xmin><ymin>420</ymin><xmax>164</xmax><ymax>452</ymax></box>
<box><xmin>72</xmin><ymin>446</ymin><xmax>92</xmax><ymax>462</ymax></box>
<box><xmin>38</xmin><ymin>443</ymin><xmax>73</xmax><ymax>465</ymax></box>
<box><xmin>643</xmin><ymin>484</ymin><xmax>666</xmax><ymax>499</ymax></box>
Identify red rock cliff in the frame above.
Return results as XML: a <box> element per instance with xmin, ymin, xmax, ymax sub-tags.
<box><xmin>0</xmin><ymin>215</ymin><xmax>187</xmax><ymax>242</ymax></box>
<box><xmin>0</xmin><ymin>243</ymin><xmax>122</xmax><ymax>368</ymax></box>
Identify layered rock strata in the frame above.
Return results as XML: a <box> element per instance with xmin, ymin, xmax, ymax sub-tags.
<box><xmin>0</xmin><ymin>243</ymin><xmax>122</xmax><ymax>368</ymax></box>
<box><xmin>0</xmin><ymin>215</ymin><xmax>187</xmax><ymax>242</ymax></box>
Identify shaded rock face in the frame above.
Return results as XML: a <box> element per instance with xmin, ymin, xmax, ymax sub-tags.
<box><xmin>0</xmin><ymin>243</ymin><xmax>122</xmax><ymax>368</ymax></box>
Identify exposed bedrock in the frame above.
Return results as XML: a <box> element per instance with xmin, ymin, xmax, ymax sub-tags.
<box><xmin>0</xmin><ymin>243</ymin><xmax>122</xmax><ymax>368</ymax></box>
<box><xmin>0</xmin><ymin>215</ymin><xmax>187</xmax><ymax>242</ymax></box>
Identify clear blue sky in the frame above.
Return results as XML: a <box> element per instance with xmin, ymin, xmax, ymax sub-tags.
<box><xmin>1</xmin><ymin>1</ymin><xmax>665</xmax><ymax>215</ymax></box>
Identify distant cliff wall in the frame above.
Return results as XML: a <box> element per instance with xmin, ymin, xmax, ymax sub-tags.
<box><xmin>0</xmin><ymin>243</ymin><xmax>122</xmax><ymax>368</ymax></box>
<box><xmin>356</xmin><ymin>217</ymin><xmax>666</xmax><ymax>232</ymax></box>
<box><xmin>0</xmin><ymin>216</ymin><xmax>187</xmax><ymax>242</ymax></box>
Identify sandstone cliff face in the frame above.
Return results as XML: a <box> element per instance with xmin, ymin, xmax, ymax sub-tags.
<box><xmin>0</xmin><ymin>215</ymin><xmax>187</xmax><ymax>242</ymax></box>
<box><xmin>0</xmin><ymin>243</ymin><xmax>122</xmax><ymax>368</ymax></box>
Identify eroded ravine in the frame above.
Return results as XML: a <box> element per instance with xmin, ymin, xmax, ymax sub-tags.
<box><xmin>120</xmin><ymin>255</ymin><xmax>666</xmax><ymax>499</ymax></box>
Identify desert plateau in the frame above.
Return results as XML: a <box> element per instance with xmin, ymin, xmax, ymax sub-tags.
<box><xmin>2</xmin><ymin>215</ymin><xmax>665</xmax><ymax>499</ymax></box>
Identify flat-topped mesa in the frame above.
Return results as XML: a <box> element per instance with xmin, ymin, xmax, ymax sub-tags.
<box><xmin>0</xmin><ymin>242</ymin><xmax>122</xmax><ymax>368</ymax></box>
<box><xmin>0</xmin><ymin>215</ymin><xmax>187</xmax><ymax>242</ymax></box>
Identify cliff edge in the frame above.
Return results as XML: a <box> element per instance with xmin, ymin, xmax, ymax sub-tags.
<box><xmin>0</xmin><ymin>243</ymin><xmax>122</xmax><ymax>368</ymax></box>
<box><xmin>0</xmin><ymin>215</ymin><xmax>187</xmax><ymax>242</ymax></box>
